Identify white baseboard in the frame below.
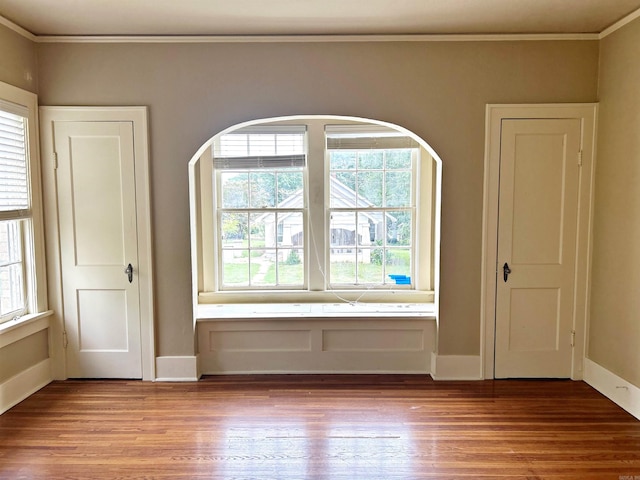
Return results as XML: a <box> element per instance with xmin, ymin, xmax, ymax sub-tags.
<box><xmin>431</xmin><ymin>354</ymin><xmax>482</xmax><ymax>380</ymax></box>
<box><xmin>583</xmin><ymin>358</ymin><xmax>640</xmax><ymax>421</ymax></box>
<box><xmin>0</xmin><ymin>359</ymin><xmax>52</xmax><ymax>415</ymax></box>
<box><xmin>155</xmin><ymin>356</ymin><xmax>199</xmax><ymax>381</ymax></box>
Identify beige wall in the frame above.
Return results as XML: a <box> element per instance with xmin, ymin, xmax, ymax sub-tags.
<box><xmin>590</xmin><ymin>18</ymin><xmax>640</xmax><ymax>387</ymax></box>
<box><xmin>0</xmin><ymin>25</ymin><xmax>37</xmax><ymax>92</ymax></box>
<box><xmin>36</xmin><ymin>40</ymin><xmax>599</xmax><ymax>358</ymax></box>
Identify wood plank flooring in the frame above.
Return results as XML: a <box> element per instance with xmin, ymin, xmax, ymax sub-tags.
<box><xmin>1</xmin><ymin>375</ymin><xmax>639</xmax><ymax>479</ymax></box>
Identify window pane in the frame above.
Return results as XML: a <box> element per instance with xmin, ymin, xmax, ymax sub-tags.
<box><xmin>330</xmin><ymin>249</ymin><xmax>356</xmax><ymax>284</ymax></box>
<box><xmin>385</xmin><ymin>149</ymin><xmax>412</xmax><ymax>169</ymax></box>
<box><xmin>276</xmin><ymin>171</ymin><xmax>303</xmax><ymax>205</ymax></box>
<box><xmin>221</xmin><ymin>172</ymin><xmax>248</xmax><ymax>208</ymax></box>
<box><xmin>330</xmin><ymin>212</ymin><xmax>356</xmax><ymax>247</ymax></box>
<box><xmin>0</xmin><ymin>219</ymin><xmax>24</xmax><ymax>316</ymax></box>
<box><xmin>357</xmin><ymin>212</ymin><xmax>379</xmax><ymax>246</ymax></box>
<box><xmin>250</xmin><ymin>250</ymin><xmax>274</xmax><ymax>287</ymax></box>
<box><xmin>357</xmin><ymin>151</ymin><xmax>383</xmax><ymax>169</ymax></box>
<box><xmin>277</xmin><ymin>249</ymin><xmax>304</xmax><ymax>286</ymax></box>
<box><xmin>386</xmin><ymin>210</ymin><xmax>412</xmax><ymax>247</ymax></box>
<box><xmin>385</xmin><ymin>171</ymin><xmax>412</xmax><ymax>207</ymax></box>
<box><xmin>221</xmin><ymin>212</ymin><xmax>248</xmax><ymax>248</ymax></box>
<box><xmin>0</xmin><ymin>220</ymin><xmax>21</xmax><ymax>264</ymax></box>
<box><xmin>386</xmin><ymin>248</ymin><xmax>412</xmax><ymax>283</ymax></box>
<box><xmin>249</xmin><ymin>171</ymin><xmax>275</xmax><ymax>208</ymax></box>
<box><xmin>330</xmin><ymin>151</ymin><xmax>356</xmax><ymax>170</ymax></box>
<box><xmin>222</xmin><ymin>259</ymin><xmax>249</xmax><ymax>287</ymax></box>
<box><xmin>357</xmin><ymin>250</ymin><xmax>383</xmax><ymax>284</ymax></box>
<box><xmin>250</xmin><ymin>212</ymin><xmax>272</xmax><ymax>248</ymax></box>
<box><xmin>278</xmin><ymin>212</ymin><xmax>303</xmax><ymax>247</ymax></box>
<box><xmin>248</xmin><ymin>134</ymin><xmax>277</xmax><ymax>156</ymax></box>
<box><xmin>357</xmin><ymin>171</ymin><xmax>383</xmax><ymax>207</ymax></box>
<box><xmin>330</xmin><ymin>171</ymin><xmax>356</xmax><ymax>208</ymax></box>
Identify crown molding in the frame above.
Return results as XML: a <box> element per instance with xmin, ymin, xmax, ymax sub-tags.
<box><xmin>33</xmin><ymin>33</ymin><xmax>599</xmax><ymax>44</ymax></box>
<box><xmin>599</xmin><ymin>6</ymin><xmax>640</xmax><ymax>39</ymax></box>
<box><xmin>0</xmin><ymin>14</ymin><xmax>36</xmax><ymax>41</ymax></box>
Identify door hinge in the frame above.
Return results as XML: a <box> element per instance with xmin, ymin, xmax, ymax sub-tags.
<box><xmin>570</xmin><ymin>330</ymin><xmax>576</xmax><ymax>347</ymax></box>
<box><xmin>578</xmin><ymin>150</ymin><xmax>583</xmax><ymax>167</ymax></box>
<box><xmin>63</xmin><ymin>331</ymin><xmax>68</xmax><ymax>349</ymax></box>
<box><xmin>53</xmin><ymin>151</ymin><xmax>59</xmax><ymax>170</ymax></box>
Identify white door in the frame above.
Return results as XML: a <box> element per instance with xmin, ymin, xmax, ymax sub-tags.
<box><xmin>54</xmin><ymin>121</ymin><xmax>142</xmax><ymax>378</ymax></box>
<box><xmin>494</xmin><ymin>118</ymin><xmax>581</xmax><ymax>378</ymax></box>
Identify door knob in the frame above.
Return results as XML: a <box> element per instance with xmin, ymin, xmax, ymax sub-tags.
<box><xmin>124</xmin><ymin>263</ymin><xmax>133</xmax><ymax>283</ymax></box>
<box><xmin>503</xmin><ymin>262</ymin><xmax>511</xmax><ymax>282</ymax></box>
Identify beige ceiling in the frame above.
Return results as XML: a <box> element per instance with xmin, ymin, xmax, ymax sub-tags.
<box><xmin>1</xmin><ymin>0</ymin><xmax>640</xmax><ymax>36</ymax></box>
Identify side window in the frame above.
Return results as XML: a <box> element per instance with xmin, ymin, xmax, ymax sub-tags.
<box><xmin>0</xmin><ymin>85</ymin><xmax>45</xmax><ymax>323</ymax></box>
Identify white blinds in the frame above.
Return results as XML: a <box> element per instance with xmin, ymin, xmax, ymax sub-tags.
<box><xmin>0</xmin><ymin>101</ymin><xmax>29</xmax><ymax>214</ymax></box>
<box><xmin>213</xmin><ymin>126</ymin><xmax>306</xmax><ymax>169</ymax></box>
<box><xmin>325</xmin><ymin>124</ymin><xmax>419</xmax><ymax>150</ymax></box>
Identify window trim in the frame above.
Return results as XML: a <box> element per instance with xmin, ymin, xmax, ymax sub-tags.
<box><xmin>0</xmin><ymin>81</ymin><xmax>47</xmax><ymax>324</ymax></box>
<box><xmin>190</xmin><ymin>115</ymin><xmax>441</xmax><ymax>307</ymax></box>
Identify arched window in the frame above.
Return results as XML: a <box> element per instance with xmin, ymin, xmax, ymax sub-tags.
<box><xmin>190</xmin><ymin>116</ymin><xmax>440</xmax><ymax>307</ymax></box>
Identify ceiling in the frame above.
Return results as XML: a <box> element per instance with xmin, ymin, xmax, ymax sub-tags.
<box><xmin>1</xmin><ymin>0</ymin><xmax>640</xmax><ymax>37</ymax></box>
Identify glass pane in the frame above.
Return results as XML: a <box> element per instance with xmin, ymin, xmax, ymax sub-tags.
<box><xmin>0</xmin><ymin>220</ymin><xmax>22</xmax><ymax>264</ymax></box>
<box><xmin>277</xmin><ymin>249</ymin><xmax>304</xmax><ymax>286</ymax></box>
<box><xmin>385</xmin><ymin>149</ymin><xmax>412</xmax><ymax>169</ymax></box>
<box><xmin>386</xmin><ymin>210</ymin><xmax>412</xmax><ymax>247</ymax></box>
<box><xmin>330</xmin><ymin>151</ymin><xmax>356</xmax><ymax>170</ymax></box>
<box><xmin>219</xmin><ymin>133</ymin><xmax>248</xmax><ymax>157</ymax></box>
<box><xmin>250</xmin><ymin>250</ymin><xmax>275</xmax><ymax>287</ymax></box>
<box><xmin>276</xmin><ymin>171</ymin><xmax>303</xmax><ymax>205</ymax></box>
<box><xmin>386</xmin><ymin>248</ymin><xmax>412</xmax><ymax>283</ymax></box>
<box><xmin>249</xmin><ymin>171</ymin><xmax>275</xmax><ymax>208</ymax></box>
<box><xmin>221</xmin><ymin>172</ymin><xmax>248</xmax><ymax>208</ymax></box>
<box><xmin>330</xmin><ymin>248</ymin><xmax>356</xmax><ymax>284</ymax></box>
<box><xmin>330</xmin><ymin>171</ymin><xmax>356</xmax><ymax>208</ymax></box>
<box><xmin>385</xmin><ymin>171</ymin><xmax>412</xmax><ymax>207</ymax></box>
<box><xmin>0</xmin><ymin>264</ymin><xmax>24</xmax><ymax>316</ymax></box>
<box><xmin>250</xmin><ymin>212</ymin><xmax>272</xmax><ymax>249</ymax></box>
<box><xmin>220</xmin><ymin>212</ymin><xmax>248</xmax><ymax>248</ymax></box>
<box><xmin>0</xmin><ymin>110</ymin><xmax>29</xmax><ymax>211</ymax></box>
<box><xmin>330</xmin><ymin>212</ymin><xmax>356</xmax><ymax>247</ymax></box>
<box><xmin>357</xmin><ymin>249</ymin><xmax>383</xmax><ymax>284</ymax></box>
<box><xmin>357</xmin><ymin>212</ymin><xmax>375</xmax><ymax>246</ymax></box>
<box><xmin>275</xmin><ymin>134</ymin><xmax>305</xmax><ymax>156</ymax></box>
<box><xmin>357</xmin><ymin>171</ymin><xmax>383</xmax><ymax>207</ymax></box>
<box><xmin>221</xmin><ymin>258</ymin><xmax>249</xmax><ymax>287</ymax></box>
<box><xmin>357</xmin><ymin>151</ymin><xmax>383</xmax><ymax>169</ymax></box>
<box><xmin>278</xmin><ymin>212</ymin><xmax>303</xmax><ymax>247</ymax></box>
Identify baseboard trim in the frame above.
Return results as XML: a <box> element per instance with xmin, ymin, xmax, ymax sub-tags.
<box><xmin>583</xmin><ymin>358</ymin><xmax>640</xmax><ymax>421</ymax></box>
<box><xmin>431</xmin><ymin>354</ymin><xmax>482</xmax><ymax>380</ymax></box>
<box><xmin>0</xmin><ymin>359</ymin><xmax>52</xmax><ymax>415</ymax></box>
<box><xmin>155</xmin><ymin>356</ymin><xmax>199</xmax><ymax>381</ymax></box>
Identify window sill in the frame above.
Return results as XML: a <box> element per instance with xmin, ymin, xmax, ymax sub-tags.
<box><xmin>0</xmin><ymin>310</ymin><xmax>54</xmax><ymax>348</ymax></box>
<box><xmin>197</xmin><ymin>303</ymin><xmax>436</xmax><ymax>321</ymax></box>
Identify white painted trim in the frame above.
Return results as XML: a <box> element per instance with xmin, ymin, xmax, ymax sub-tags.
<box><xmin>0</xmin><ymin>359</ymin><xmax>51</xmax><ymax>415</ymax></box>
<box><xmin>155</xmin><ymin>356</ymin><xmax>199</xmax><ymax>382</ymax></box>
<box><xmin>431</xmin><ymin>354</ymin><xmax>482</xmax><ymax>380</ymax></box>
<box><xmin>0</xmin><ymin>312</ymin><xmax>51</xmax><ymax>349</ymax></box>
<box><xmin>481</xmin><ymin>104</ymin><xmax>597</xmax><ymax>380</ymax></box>
<box><xmin>39</xmin><ymin>106</ymin><xmax>156</xmax><ymax>381</ymax></box>
<box><xmin>584</xmin><ymin>358</ymin><xmax>640</xmax><ymax>421</ymax></box>
<box><xmin>0</xmin><ymin>14</ymin><xmax>37</xmax><ymax>41</ymax></box>
<box><xmin>32</xmin><ymin>33</ymin><xmax>600</xmax><ymax>44</ymax></box>
<box><xmin>599</xmin><ymin>7</ymin><xmax>640</xmax><ymax>39</ymax></box>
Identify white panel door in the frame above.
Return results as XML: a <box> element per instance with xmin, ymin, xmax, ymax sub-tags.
<box><xmin>495</xmin><ymin>119</ymin><xmax>581</xmax><ymax>378</ymax></box>
<box><xmin>54</xmin><ymin>121</ymin><xmax>142</xmax><ymax>378</ymax></box>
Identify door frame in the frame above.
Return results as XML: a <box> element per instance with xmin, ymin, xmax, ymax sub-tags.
<box><xmin>480</xmin><ymin>104</ymin><xmax>597</xmax><ymax>380</ymax></box>
<box><xmin>40</xmin><ymin>106</ymin><xmax>155</xmax><ymax>381</ymax></box>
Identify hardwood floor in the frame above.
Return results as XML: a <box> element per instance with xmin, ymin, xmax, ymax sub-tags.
<box><xmin>1</xmin><ymin>375</ymin><xmax>639</xmax><ymax>479</ymax></box>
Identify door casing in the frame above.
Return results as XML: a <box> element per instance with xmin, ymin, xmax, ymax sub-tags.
<box><xmin>40</xmin><ymin>106</ymin><xmax>155</xmax><ymax>381</ymax></box>
<box><xmin>481</xmin><ymin>104</ymin><xmax>597</xmax><ymax>380</ymax></box>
